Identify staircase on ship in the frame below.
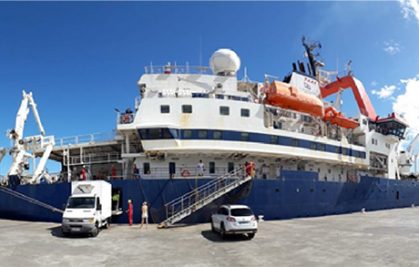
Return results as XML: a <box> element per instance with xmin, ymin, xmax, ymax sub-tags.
<box><xmin>159</xmin><ymin>167</ymin><xmax>252</xmax><ymax>228</ymax></box>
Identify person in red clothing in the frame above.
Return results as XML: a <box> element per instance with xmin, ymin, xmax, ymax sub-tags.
<box><xmin>126</xmin><ymin>199</ymin><xmax>133</xmax><ymax>226</ymax></box>
<box><xmin>80</xmin><ymin>166</ymin><xmax>87</xmax><ymax>181</ymax></box>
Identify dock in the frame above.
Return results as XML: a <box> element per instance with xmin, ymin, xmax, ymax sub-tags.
<box><xmin>1</xmin><ymin>207</ymin><xmax>419</xmax><ymax>266</ymax></box>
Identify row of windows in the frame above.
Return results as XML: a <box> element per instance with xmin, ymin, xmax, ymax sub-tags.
<box><xmin>142</xmin><ymin>161</ymin><xmax>235</xmax><ymax>175</ymax></box>
<box><xmin>138</xmin><ymin>128</ymin><xmax>366</xmax><ymax>159</ymax></box>
<box><xmin>160</xmin><ymin>104</ymin><xmax>250</xmax><ymax>117</ymax></box>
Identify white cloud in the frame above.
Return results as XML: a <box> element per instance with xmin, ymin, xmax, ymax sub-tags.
<box><xmin>372</xmin><ymin>85</ymin><xmax>398</xmax><ymax>99</ymax></box>
<box><xmin>371</xmin><ymin>81</ymin><xmax>378</xmax><ymax>87</ymax></box>
<box><xmin>393</xmin><ymin>76</ymin><xmax>419</xmax><ymax>133</ymax></box>
<box><xmin>400</xmin><ymin>0</ymin><xmax>419</xmax><ymax>22</ymax></box>
<box><xmin>383</xmin><ymin>41</ymin><xmax>401</xmax><ymax>55</ymax></box>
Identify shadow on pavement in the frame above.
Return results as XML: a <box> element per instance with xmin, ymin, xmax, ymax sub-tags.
<box><xmin>201</xmin><ymin>230</ymin><xmax>250</xmax><ymax>242</ymax></box>
<box><xmin>48</xmin><ymin>226</ymin><xmax>92</xmax><ymax>239</ymax></box>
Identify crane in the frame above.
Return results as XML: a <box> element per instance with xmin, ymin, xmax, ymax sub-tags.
<box><xmin>6</xmin><ymin>90</ymin><xmax>55</xmax><ymax>184</ymax></box>
<box><xmin>398</xmin><ymin>133</ymin><xmax>419</xmax><ymax>177</ymax></box>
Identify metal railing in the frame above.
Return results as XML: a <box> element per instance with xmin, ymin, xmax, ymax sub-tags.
<box><xmin>55</xmin><ymin>132</ymin><xmax>116</xmax><ymax>147</ymax></box>
<box><xmin>161</xmin><ymin>167</ymin><xmax>252</xmax><ymax>227</ymax></box>
<box><xmin>144</xmin><ymin>65</ymin><xmax>211</xmax><ymax>75</ymax></box>
<box><xmin>64</xmin><ymin>152</ymin><xmax>121</xmax><ymax>166</ymax></box>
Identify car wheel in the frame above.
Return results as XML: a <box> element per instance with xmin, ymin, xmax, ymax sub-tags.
<box><xmin>220</xmin><ymin>223</ymin><xmax>226</xmax><ymax>240</ymax></box>
<box><xmin>104</xmin><ymin>219</ymin><xmax>110</xmax><ymax>229</ymax></box>
<box><xmin>247</xmin><ymin>233</ymin><xmax>255</xmax><ymax>240</ymax></box>
<box><xmin>61</xmin><ymin>229</ymin><xmax>69</xmax><ymax>237</ymax></box>
<box><xmin>211</xmin><ymin>220</ymin><xmax>216</xmax><ymax>233</ymax></box>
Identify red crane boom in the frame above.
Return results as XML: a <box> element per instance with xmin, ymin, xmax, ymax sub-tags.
<box><xmin>320</xmin><ymin>76</ymin><xmax>377</xmax><ymax>121</ymax></box>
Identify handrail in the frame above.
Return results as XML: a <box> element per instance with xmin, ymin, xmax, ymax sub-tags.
<box><xmin>144</xmin><ymin>65</ymin><xmax>211</xmax><ymax>75</ymax></box>
<box><xmin>55</xmin><ymin>132</ymin><xmax>115</xmax><ymax>147</ymax></box>
<box><xmin>164</xmin><ymin>167</ymin><xmax>244</xmax><ymax>207</ymax></box>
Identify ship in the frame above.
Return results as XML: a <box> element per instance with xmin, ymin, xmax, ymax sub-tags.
<box><xmin>1</xmin><ymin>38</ymin><xmax>419</xmax><ymax>226</ymax></box>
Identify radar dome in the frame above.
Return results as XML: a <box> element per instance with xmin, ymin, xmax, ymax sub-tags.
<box><xmin>210</xmin><ymin>49</ymin><xmax>241</xmax><ymax>76</ymax></box>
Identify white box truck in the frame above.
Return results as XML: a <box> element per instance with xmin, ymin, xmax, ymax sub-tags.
<box><xmin>62</xmin><ymin>181</ymin><xmax>112</xmax><ymax>237</ymax></box>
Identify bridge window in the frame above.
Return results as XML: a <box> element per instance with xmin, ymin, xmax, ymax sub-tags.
<box><xmin>220</xmin><ymin>106</ymin><xmax>230</xmax><ymax>116</ymax></box>
<box><xmin>160</xmin><ymin>105</ymin><xmax>170</xmax><ymax>113</ymax></box>
<box><xmin>241</xmin><ymin>108</ymin><xmax>250</xmax><ymax>117</ymax></box>
<box><xmin>182</xmin><ymin>105</ymin><xmax>192</xmax><ymax>114</ymax></box>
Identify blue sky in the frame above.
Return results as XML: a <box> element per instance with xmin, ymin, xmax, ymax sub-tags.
<box><xmin>1</xmin><ymin>2</ymin><xmax>419</xmax><ymax>175</ymax></box>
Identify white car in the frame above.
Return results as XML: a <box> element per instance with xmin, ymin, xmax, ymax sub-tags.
<box><xmin>211</xmin><ymin>205</ymin><xmax>258</xmax><ymax>239</ymax></box>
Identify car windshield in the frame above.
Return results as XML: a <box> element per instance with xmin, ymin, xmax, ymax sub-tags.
<box><xmin>231</xmin><ymin>208</ymin><xmax>253</xmax><ymax>216</ymax></box>
<box><xmin>67</xmin><ymin>197</ymin><xmax>95</xmax><ymax>209</ymax></box>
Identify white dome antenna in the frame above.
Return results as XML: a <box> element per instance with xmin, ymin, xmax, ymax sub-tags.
<box><xmin>210</xmin><ymin>49</ymin><xmax>241</xmax><ymax>76</ymax></box>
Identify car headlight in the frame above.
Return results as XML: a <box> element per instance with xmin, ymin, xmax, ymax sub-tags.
<box><xmin>62</xmin><ymin>218</ymin><xmax>69</xmax><ymax>223</ymax></box>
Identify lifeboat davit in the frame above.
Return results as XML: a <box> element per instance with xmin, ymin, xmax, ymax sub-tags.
<box><xmin>265</xmin><ymin>81</ymin><xmax>324</xmax><ymax>117</ymax></box>
<box><xmin>323</xmin><ymin>106</ymin><xmax>359</xmax><ymax>129</ymax></box>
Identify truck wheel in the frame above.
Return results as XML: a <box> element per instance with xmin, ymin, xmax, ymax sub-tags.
<box><xmin>247</xmin><ymin>233</ymin><xmax>255</xmax><ymax>240</ymax></box>
<box><xmin>91</xmin><ymin>225</ymin><xmax>99</xmax><ymax>237</ymax></box>
<box><xmin>104</xmin><ymin>219</ymin><xmax>109</xmax><ymax>229</ymax></box>
<box><xmin>220</xmin><ymin>223</ymin><xmax>226</xmax><ymax>240</ymax></box>
<box><xmin>211</xmin><ymin>220</ymin><xmax>215</xmax><ymax>233</ymax></box>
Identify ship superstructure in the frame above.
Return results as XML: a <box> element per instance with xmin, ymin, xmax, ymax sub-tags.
<box><xmin>1</xmin><ymin>39</ymin><xmax>418</xmax><ymax>225</ymax></box>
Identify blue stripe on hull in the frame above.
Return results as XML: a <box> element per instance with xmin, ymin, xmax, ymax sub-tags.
<box><xmin>1</xmin><ymin>171</ymin><xmax>419</xmax><ymax>224</ymax></box>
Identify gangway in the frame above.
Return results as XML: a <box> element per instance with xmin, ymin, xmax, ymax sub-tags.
<box><xmin>159</xmin><ymin>168</ymin><xmax>252</xmax><ymax>228</ymax></box>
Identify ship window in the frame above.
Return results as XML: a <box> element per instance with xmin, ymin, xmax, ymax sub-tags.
<box><xmin>160</xmin><ymin>105</ymin><xmax>170</xmax><ymax>113</ymax></box>
<box><xmin>228</xmin><ymin>162</ymin><xmax>235</xmax><ymax>172</ymax></box>
<box><xmin>162</xmin><ymin>128</ymin><xmax>173</xmax><ymax>139</ymax></box>
<box><xmin>310</xmin><ymin>143</ymin><xmax>317</xmax><ymax>150</ymax></box>
<box><xmin>241</xmin><ymin>132</ymin><xmax>249</xmax><ymax>141</ymax></box>
<box><xmin>213</xmin><ymin>131</ymin><xmax>222</xmax><ymax>139</ymax></box>
<box><xmin>182</xmin><ymin>105</ymin><xmax>192</xmax><ymax>113</ymax></box>
<box><xmin>342</xmin><ymin>148</ymin><xmax>348</xmax><ymax>155</ymax></box>
<box><xmin>317</xmin><ymin>143</ymin><xmax>325</xmax><ymax>151</ymax></box>
<box><xmin>149</xmin><ymin>129</ymin><xmax>161</xmax><ymax>139</ymax></box>
<box><xmin>291</xmin><ymin>139</ymin><xmax>299</xmax><ymax>147</ymax></box>
<box><xmin>241</xmin><ymin>108</ymin><xmax>250</xmax><ymax>117</ymax></box>
<box><xmin>271</xmin><ymin>135</ymin><xmax>278</xmax><ymax>144</ymax></box>
<box><xmin>183</xmin><ymin>130</ymin><xmax>192</xmax><ymax>139</ymax></box>
<box><xmin>220</xmin><ymin>106</ymin><xmax>230</xmax><ymax>116</ymax></box>
<box><xmin>209</xmin><ymin>162</ymin><xmax>215</xmax><ymax>174</ymax></box>
<box><xmin>216</xmin><ymin>94</ymin><xmax>224</xmax><ymax>100</ymax></box>
<box><xmin>198</xmin><ymin>130</ymin><xmax>208</xmax><ymax>139</ymax></box>
<box><xmin>143</xmin><ymin>163</ymin><xmax>150</xmax><ymax>174</ymax></box>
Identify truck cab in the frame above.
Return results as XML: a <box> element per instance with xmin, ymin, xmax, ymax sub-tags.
<box><xmin>62</xmin><ymin>181</ymin><xmax>112</xmax><ymax>237</ymax></box>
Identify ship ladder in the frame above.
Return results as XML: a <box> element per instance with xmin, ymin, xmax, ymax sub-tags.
<box><xmin>158</xmin><ymin>167</ymin><xmax>252</xmax><ymax>228</ymax></box>
<box><xmin>0</xmin><ymin>186</ymin><xmax>64</xmax><ymax>214</ymax></box>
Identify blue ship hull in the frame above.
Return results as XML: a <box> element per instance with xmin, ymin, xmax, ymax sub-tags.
<box><xmin>1</xmin><ymin>171</ymin><xmax>419</xmax><ymax>224</ymax></box>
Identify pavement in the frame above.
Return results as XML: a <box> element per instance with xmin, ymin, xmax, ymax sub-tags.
<box><xmin>2</xmin><ymin>207</ymin><xmax>419</xmax><ymax>267</ymax></box>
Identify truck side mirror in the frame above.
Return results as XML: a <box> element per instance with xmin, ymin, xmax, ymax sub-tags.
<box><xmin>97</xmin><ymin>204</ymin><xmax>102</xmax><ymax>211</ymax></box>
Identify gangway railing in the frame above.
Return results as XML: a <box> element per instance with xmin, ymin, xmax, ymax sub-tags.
<box><xmin>159</xmin><ymin>167</ymin><xmax>252</xmax><ymax>228</ymax></box>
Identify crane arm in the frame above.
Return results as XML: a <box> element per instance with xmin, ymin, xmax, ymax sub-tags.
<box><xmin>407</xmin><ymin>133</ymin><xmax>419</xmax><ymax>155</ymax></box>
<box><xmin>320</xmin><ymin>76</ymin><xmax>377</xmax><ymax>121</ymax></box>
<box><xmin>26</xmin><ymin>91</ymin><xmax>45</xmax><ymax>136</ymax></box>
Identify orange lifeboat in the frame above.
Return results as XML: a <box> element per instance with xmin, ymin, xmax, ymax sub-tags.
<box><xmin>265</xmin><ymin>81</ymin><xmax>324</xmax><ymax>117</ymax></box>
<box><xmin>323</xmin><ymin>106</ymin><xmax>359</xmax><ymax>129</ymax></box>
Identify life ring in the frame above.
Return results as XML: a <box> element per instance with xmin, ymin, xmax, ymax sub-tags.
<box><xmin>181</xmin><ymin>169</ymin><xmax>191</xmax><ymax>177</ymax></box>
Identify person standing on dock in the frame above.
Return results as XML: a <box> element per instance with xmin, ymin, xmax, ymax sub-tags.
<box><xmin>126</xmin><ymin>199</ymin><xmax>133</xmax><ymax>226</ymax></box>
<box><xmin>140</xmin><ymin>201</ymin><xmax>149</xmax><ymax>229</ymax></box>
